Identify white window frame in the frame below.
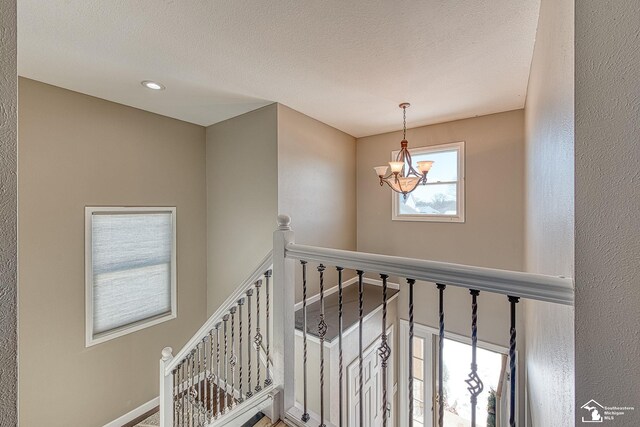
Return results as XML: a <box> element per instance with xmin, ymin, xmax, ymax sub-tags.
<box><xmin>399</xmin><ymin>319</ymin><xmax>516</xmax><ymax>427</ymax></box>
<box><xmin>85</xmin><ymin>206</ymin><xmax>177</xmax><ymax>347</ymax></box>
<box><xmin>392</xmin><ymin>141</ymin><xmax>465</xmax><ymax>223</ymax></box>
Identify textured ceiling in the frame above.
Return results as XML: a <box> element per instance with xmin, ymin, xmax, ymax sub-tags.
<box><xmin>18</xmin><ymin>1</ymin><xmax>541</xmax><ymax>137</ymax></box>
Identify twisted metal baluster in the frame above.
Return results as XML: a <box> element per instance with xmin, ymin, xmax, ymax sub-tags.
<box><xmin>378</xmin><ymin>274</ymin><xmax>391</xmax><ymax>427</ymax></box>
<box><xmin>197</xmin><ymin>344</ymin><xmax>203</xmax><ymax>426</ymax></box>
<box><xmin>407</xmin><ymin>279</ymin><xmax>415</xmax><ymax>427</ymax></box>
<box><xmin>437</xmin><ymin>284</ymin><xmax>446</xmax><ymax>427</ymax></box>
<box><xmin>214</xmin><ymin>323</ymin><xmax>221</xmax><ymax>418</ymax></box>
<box><xmin>237</xmin><ymin>298</ymin><xmax>245</xmax><ymax>403</ymax></box>
<box><xmin>173</xmin><ymin>369</ymin><xmax>178</xmax><ymax>427</ymax></box>
<box><xmin>230</xmin><ymin>306</ymin><xmax>237</xmax><ymax>409</ymax></box>
<box><xmin>182</xmin><ymin>361</ymin><xmax>187</xmax><ymax>427</ymax></box>
<box><xmin>208</xmin><ymin>331</ymin><xmax>215</xmax><ymax>421</ymax></box>
<box><xmin>301</xmin><ymin>261</ymin><xmax>310</xmax><ymax>422</ymax></box>
<box><xmin>264</xmin><ymin>269</ymin><xmax>273</xmax><ymax>387</ymax></box>
<box><xmin>222</xmin><ymin>314</ymin><xmax>229</xmax><ymax>414</ymax></box>
<box><xmin>245</xmin><ymin>288</ymin><xmax>254</xmax><ymax>399</ymax></box>
<box><xmin>508</xmin><ymin>296</ymin><xmax>520</xmax><ymax>427</ymax></box>
<box><xmin>337</xmin><ymin>266</ymin><xmax>345</xmax><ymax>427</ymax></box>
<box><xmin>202</xmin><ymin>337</ymin><xmax>207</xmax><ymax>420</ymax></box>
<box><xmin>465</xmin><ymin>290</ymin><xmax>483</xmax><ymax>427</ymax></box>
<box><xmin>357</xmin><ymin>270</ymin><xmax>365</xmax><ymax>427</ymax></box>
<box><xmin>254</xmin><ymin>280</ymin><xmax>263</xmax><ymax>393</ymax></box>
<box><xmin>318</xmin><ymin>264</ymin><xmax>328</xmax><ymax>427</ymax></box>
<box><xmin>190</xmin><ymin>351</ymin><xmax>197</xmax><ymax>426</ymax></box>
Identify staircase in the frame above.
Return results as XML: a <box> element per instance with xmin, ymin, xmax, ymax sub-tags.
<box><xmin>159</xmin><ymin>214</ymin><xmax>574</xmax><ymax>427</ymax></box>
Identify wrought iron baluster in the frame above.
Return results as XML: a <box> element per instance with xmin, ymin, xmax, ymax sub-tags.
<box><xmin>337</xmin><ymin>266</ymin><xmax>345</xmax><ymax>427</ymax></box>
<box><xmin>265</xmin><ymin>269</ymin><xmax>273</xmax><ymax>387</ymax></box>
<box><xmin>318</xmin><ymin>264</ymin><xmax>328</xmax><ymax>427</ymax></box>
<box><xmin>173</xmin><ymin>368</ymin><xmax>178</xmax><ymax>427</ymax></box>
<box><xmin>215</xmin><ymin>323</ymin><xmax>221</xmax><ymax>418</ymax></box>
<box><xmin>189</xmin><ymin>351</ymin><xmax>196</xmax><ymax>426</ymax></box>
<box><xmin>223</xmin><ymin>314</ymin><xmax>229</xmax><ymax>414</ymax></box>
<box><xmin>357</xmin><ymin>269</ymin><xmax>364</xmax><ymax>427</ymax></box>
<box><xmin>378</xmin><ymin>274</ymin><xmax>391</xmax><ymax>427</ymax></box>
<box><xmin>301</xmin><ymin>261</ymin><xmax>310</xmax><ymax>422</ymax></box>
<box><xmin>465</xmin><ymin>290</ymin><xmax>483</xmax><ymax>427</ymax></box>
<box><xmin>237</xmin><ymin>298</ymin><xmax>245</xmax><ymax>403</ymax></box>
<box><xmin>254</xmin><ymin>280</ymin><xmax>263</xmax><ymax>393</ymax></box>
<box><xmin>508</xmin><ymin>296</ymin><xmax>520</xmax><ymax>427</ymax></box>
<box><xmin>230</xmin><ymin>306</ymin><xmax>237</xmax><ymax>409</ymax></box>
<box><xmin>208</xmin><ymin>331</ymin><xmax>215</xmax><ymax>421</ymax></box>
<box><xmin>182</xmin><ymin>361</ymin><xmax>187</xmax><ymax>427</ymax></box>
<box><xmin>437</xmin><ymin>284</ymin><xmax>446</xmax><ymax>427</ymax></box>
<box><xmin>408</xmin><ymin>279</ymin><xmax>415</xmax><ymax>427</ymax></box>
<box><xmin>246</xmin><ymin>288</ymin><xmax>254</xmax><ymax>399</ymax></box>
<box><xmin>202</xmin><ymin>337</ymin><xmax>207</xmax><ymax>419</ymax></box>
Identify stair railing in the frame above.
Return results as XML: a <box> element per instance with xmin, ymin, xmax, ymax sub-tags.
<box><xmin>160</xmin><ymin>251</ymin><xmax>276</xmax><ymax>427</ymax></box>
<box><xmin>272</xmin><ymin>214</ymin><xmax>574</xmax><ymax>427</ymax></box>
<box><xmin>160</xmin><ymin>214</ymin><xmax>574</xmax><ymax>427</ymax></box>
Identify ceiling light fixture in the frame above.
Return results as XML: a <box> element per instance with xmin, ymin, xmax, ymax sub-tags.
<box><xmin>141</xmin><ymin>80</ymin><xmax>165</xmax><ymax>90</ymax></box>
<box><xmin>374</xmin><ymin>103</ymin><xmax>435</xmax><ymax>199</ymax></box>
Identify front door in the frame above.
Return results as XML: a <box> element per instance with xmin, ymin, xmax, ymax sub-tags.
<box><xmin>347</xmin><ymin>330</ymin><xmax>393</xmax><ymax>427</ymax></box>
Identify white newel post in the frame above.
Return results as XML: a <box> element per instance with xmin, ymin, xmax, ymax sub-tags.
<box><xmin>272</xmin><ymin>214</ymin><xmax>296</xmax><ymax>418</ymax></box>
<box><xmin>160</xmin><ymin>347</ymin><xmax>174</xmax><ymax>427</ymax></box>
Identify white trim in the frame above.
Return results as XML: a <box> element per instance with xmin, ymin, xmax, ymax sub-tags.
<box><xmin>85</xmin><ymin>206</ymin><xmax>177</xmax><ymax>347</ymax></box>
<box><xmin>391</xmin><ymin>141</ymin><xmax>466</xmax><ymax>223</ymax></box>
<box><xmin>102</xmin><ymin>396</ymin><xmax>159</xmax><ymax>427</ymax></box>
<box><xmin>285</xmin><ymin>243</ymin><xmax>574</xmax><ymax>305</ymax></box>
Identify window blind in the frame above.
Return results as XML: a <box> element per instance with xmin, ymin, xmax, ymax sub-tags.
<box><xmin>91</xmin><ymin>211</ymin><xmax>173</xmax><ymax>336</ymax></box>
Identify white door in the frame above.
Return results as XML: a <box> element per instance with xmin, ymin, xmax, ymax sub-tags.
<box><xmin>347</xmin><ymin>330</ymin><xmax>394</xmax><ymax>427</ymax></box>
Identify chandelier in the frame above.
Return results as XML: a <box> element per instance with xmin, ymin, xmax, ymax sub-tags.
<box><xmin>374</xmin><ymin>103</ymin><xmax>434</xmax><ymax>199</ymax></box>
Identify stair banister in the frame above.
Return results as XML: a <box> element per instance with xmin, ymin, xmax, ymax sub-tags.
<box><xmin>285</xmin><ymin>243</ymin><xmax>573</xmax><ymax>305</ymax></box>
<box><xmin>164</xmin><ymin>251</ymin><xmax>273</xmax><ymax>375</ymax></box>
<box><xmin>271</xmin><ymin>214</ymin><xmax>296</xmax><ymax>419</ymax></box>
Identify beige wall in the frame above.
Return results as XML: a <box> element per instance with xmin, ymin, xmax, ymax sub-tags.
<box><xmin>18</xmin><ymin>78</ymin><xmax>208</xmax><ymax>427</ymax></box>
<box><xmin>523</xmin><ymin>0</ymin><xmax>575</xmax><ymax>425</ymax></box>
<box><xmin>357</xmin><ymin>109</ymin><xmax>526</xmax><ymax>423</ymax></box>
<box><xmin>277</xmin><ymin>104</ymin><xmax>357</xmax><ymax>299</ymax></box>
<box><xmin>206</xmin><ymin>105</ymin><xmax>278</xmax><ymax>314</ymax></box>
<box><xmin>575</xmin><ymin>0</ymin><xmax>640</xmax><ymax>423</ymax></box>
<box><xmin>0</xmin><ymin>0</ymin><xmax>18</xmax><ymax>424</ymax></box>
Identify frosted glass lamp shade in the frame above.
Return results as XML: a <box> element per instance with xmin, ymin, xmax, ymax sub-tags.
<box><xmin>374</xmin><ymin>166</ymin><xmax>389</xmax><ymax>176</ymax></box>
<box><xmin>417</xmin><ymin>160</ymin><xmax>434</xmax><ymax>173</ymax></box>
<box><xmin>388</xmin><ymin>176</ymin><xmax>420</xmax><ymax>194</ymax></box>
<box><xmin>389</xmin><ymin>161</ymin><xmax>404</xmax><ymax>173</ymax></box>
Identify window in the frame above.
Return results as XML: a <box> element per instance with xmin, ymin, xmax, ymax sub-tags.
<box><xmin>392</xmin><ymin>141</ymin><xmax>465</xmax><ymax>222</ymax></box>
<box><xmin>400</xmin><ymin>321</ymin><xmax>513</xmax><ymax>427</ymax></box>
<box><xmin>85</xmin><ymin>207</ymin><xmax>176</xmax><ymax>346</ymax></box>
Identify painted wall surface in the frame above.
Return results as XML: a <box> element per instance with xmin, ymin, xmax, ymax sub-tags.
<box><xmin>522</xmin><ymin>0</ymin><xmax>576</xmax><ymax>425</ymax></box>
<box><xmin>206</xmin><ymin>105</ymin><xmax>278</xmax><ymax>314</ymax></box>
<box><xmin>357</xmin><ymin>110</ymin><xmax>526</xmax><ymax>424</ymax></box>
<box><xmin>575</xmin><ymin>0</ymin><xmax>640</xmax><ymax>424</ymax></box>
<box><xmin>0</xmin><ymin>0</ymin><xmax>18</xmax><ymax>424</ymax></box>
<box><xmin>277</xmin><ymin>104</ymin><xmax>357</xmax><ymax>299</ymax></box>
<box><xmin>18</xmin><ymin>78</ymin><xmax>208</xmax><ymax>426</ymax></box>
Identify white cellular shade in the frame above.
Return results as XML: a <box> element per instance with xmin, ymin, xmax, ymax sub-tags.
<box><xmin>90</xmin><ymin>211</ymin><xmax>174</xmax><ymax>336</ymax></box>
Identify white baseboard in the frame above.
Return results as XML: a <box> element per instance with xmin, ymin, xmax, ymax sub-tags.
<box><xmin>103</xmin><ymin>396</ymin><xmax>159</xmax><ymax>427</ymax></box>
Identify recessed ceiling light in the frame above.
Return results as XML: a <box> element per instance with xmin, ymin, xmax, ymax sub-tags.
<box><xmin>141</xmin><ymin>80</ymin><xmax>165</xmax><ymax>90</ymax></box>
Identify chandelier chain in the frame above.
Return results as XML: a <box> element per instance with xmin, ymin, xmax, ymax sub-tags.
<box><xmin>403</xmin><ymin>106</ymin><xmax>407</xmax><ymax>140</ymax></box>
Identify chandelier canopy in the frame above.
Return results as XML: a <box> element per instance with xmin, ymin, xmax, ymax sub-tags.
<box><xmin>374</xmin><ymin>103</ymin><xmax>434</xmax><ymax>199</ymax></box>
